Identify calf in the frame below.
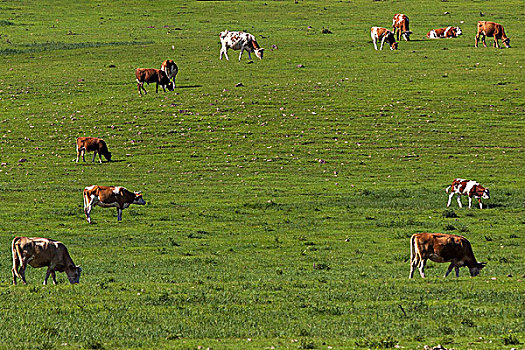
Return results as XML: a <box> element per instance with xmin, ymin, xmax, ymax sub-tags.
<box><xmin>392</xmin><ymin>14</ymin><xmax>412</xmax><ymax>41</ymax></box>
<box><xmin>409</xmin><ymin>233</ymin><xmax>486</xmax><ymax>278</ymax></box>
<box><xmin>371</xmin><ymin>27</ymin><xmax>398</xmax><ymax>50</ymax></box>
<box><xmin>219</xmin><ymin>30</ymin><xmax>264</xmax><ymax>61</ymax></box>
<box><xmin>135</xmin><ymin>68</ymin><xmax>174</xmax><ymax>95</ymax></box>
<box><xmin>161</xmin><ymin>59</ymin><xmax>178</xmax><ymax>87</ymax></box>
<box><xmin>12</xmin><ymin>236</ymin><xmax>82</xmax><ymax>285</ymax></box>
<box><xmin>83</xmin><ymin>185</ymin><xmax>146</xmax><ymax>223</ymax></box>
<box><xmin>427</xmin><ymin>26</ymin><xmax>462</xmax><ymax>39</ymax></box>
<box><xmin>446</xmin><ymin>178</ymin><xmax>490</xmax><ymax>209</ymax></box>
<box><xmin>475</xmin><ymin>21</ymin><xmax>510</xmax><ymax>48</ymax></box>
<box><xmin>76</xmin><ymin>137</ymin><xmax>112</xmax><ymax>163</ymax></box>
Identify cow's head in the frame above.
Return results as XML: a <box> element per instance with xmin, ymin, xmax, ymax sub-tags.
<box><xmin>219</xmin><ymin>30</ymin><xmax>229</xmax><ymax>39</ymax></box>
<box><xmin>390</xmin><ymin>42</ymin><xmax>398</xmax><ymax>50</ymax></box>
<box><xmin>67</xmin><ymin>265</ymin><xmax>82</xmax><ymax>284</ymax></box>
<box><xmin>469</xmin><ymin>262</ymin><xmax>486</xmax><ymax>277</ymax></box>
<box><xmin>254</xmin><ymin>48</ymin><xmax>264</xmax><ymax>59</ymax></box>
<box><xmin>481</xmin><ymin>188</ymin><xmax>490</xmax><ymax>200</ymax></box>
<box><xmin>455</xmin><ymin>27</ymin><xmax>462</xmax><ymax>36</ymax></box>
<box><xmin>133</xmin><ymin>192</ymin><xmax>146</xmax><ymax>205</ymax></box>
<box><xmin>503</xmin><ymin>38</ymin><xmax>511</xmax><ymax>48</ymax></box>
<box><xmin>167</xmin><ymin>81</ymin><xmax>174</xmax><ymax>91</ymax></box>
<box><xmin>402</xmin><ymin>31</ymin><xmax>412</xmax><ymax>41</ymax></box>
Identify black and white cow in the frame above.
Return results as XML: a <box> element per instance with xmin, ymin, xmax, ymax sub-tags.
<box><xmin>219</xmin><ymin>30</ymin><xmax>264</xmax><ymax>61</ymax></box>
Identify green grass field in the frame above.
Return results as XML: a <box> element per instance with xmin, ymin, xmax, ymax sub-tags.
<box><xmin>0</xmin><ymin>0</ymin><xmax>523</xmax><ymax>349</ymax></box>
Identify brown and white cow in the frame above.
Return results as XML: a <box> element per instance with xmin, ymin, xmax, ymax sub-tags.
<box><xmin>219</xmin><ymin>30</ymin><xmax>264</xmax><ymax>61</ymax></box>
<box><xmin>392</xmin><ymin>14</ymin><xmax>412</xmax><ymax>41</ymax></box>
<box><xmin>475</xmin><ymin>21</ymin><xmax>510</xmax><ymax>48</ymax></box>
<box><xmin>135</xmin><ymin>68</ymin><xmax>174</xmax><ymax>95</ymax></box>
<box><xmin>409</xmin><ymin>233</ymin><xmax>486</xmax><ymax>278</ymax></box>
<box><xmin>427</xmin><ymin>26</ymin><xmax>462</xmax><ymax>39</ymax></box>
<box><xmin>83</xmin><ymin>185</ymin><xmax>146</xmax><ymax>223</ymax></box>
<box><xmin>446</xmin><ymin>178</ymin><xmax>490</xmax><ymax>209</ymax></box>
<box><xmin>161</xmin><ymin>59</ymin><xmax>178</xmax><ymax>87</ymax></box>
<box><xmin>12</xmin><ymin>236</ymin><xmax>82</xmax><ymax>285</ymax></box>
<box><xmin>76</xmin><ymin>137</ymin><xmax>112</xmax><ymax>163</ymax></box>
<box><xmin>371</xmin><ymin>27</ymin><xmax>398</xmax><ymax>50</ymax></box>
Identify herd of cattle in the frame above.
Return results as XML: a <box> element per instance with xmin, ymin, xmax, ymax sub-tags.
<box><xmin>11</xmin><ymin>16</ymin><xmax>504</xmax><ymax>285</ymax></box>
<box><xmin>371</xmin><ymin>14</ymin><xmax>510</xmax><ymax>50</ymax></box>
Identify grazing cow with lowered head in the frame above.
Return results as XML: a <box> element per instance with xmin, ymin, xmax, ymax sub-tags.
<box><xmin>135</xmin><ymin>68</ymin><xmax>173</xmax><ymax>95</ymax></box>
<box><xmin>371</xmin><ymin>27</ymin><xmax>398</xmax><ymax>50</ymax></box>
<box><xmin>219</xmin><ymin>30</ymin><xmax>264</xmax><ymax>61</ymax></box>
<box><xmin>446</xmin><ymin>178</ymin><xmax>490</xmax><ymax>209</ymax></box>
<box><xmin>475</xmin><ymin>21</ymin><xmax>510</xmax><ymax>48</ymax></box>
<box><xmin>161</xmin><ymin>59</ymin><xmax>178</xmax><ymax>87</ymax></box>
<box><xmin>83</xmin><ymin>185</ymin><xmax>146</xmax><ymax>223</ymax></box>
<box><xmin>409</xmin><ymin>233</ymin><xmax>486</xmax><ymax>278</ymax></box>
<box><xmin>12</xmin><ymin>236</ymin><xmax>82</xmax><ymax>285</ymax></box>
<box><xmin>392</xmin><ymin>14</ymin><xmax>412</xmax><ymax>41</ymax></box>
<box><xmin>76</xmin><ymin>137</ymin><xmax>112</xmax><ymax>163</ymax></box>
<box><xmin>427</xmin><ymin>26</ymin><xmax>462</xmax><ymax>39</ymax></box>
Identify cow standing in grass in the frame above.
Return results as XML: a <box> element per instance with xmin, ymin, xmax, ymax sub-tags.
<box><xmin>475</xmin><ymin>21</ymin><xmax>510</xmax><ymax>48</ymax></box>
<box><xmin>76</xmin><ymin>137</ymin><xmax>112</xmax><ymax>163</ymax></box>
<box><xmin>83</xmin><ymin>185</ymin><xmax>146</xmax><ymax>223</ymax></box>
<box><xmin>371</xmin><ymin>27</ymin><xmax>398</xmax><ymax>50</ymax></box>
<box><xmin>219</xmin><ymin>30</ymin><xmax>264</xmax><ymax>61</ymax></box>
<box><xmin>392</xmin><ymin>14</ymin><xmax>411</xmax><ymax>41</ymax></box>
<box><xmin>161</xmin><ymin>59</ymin><xmax>178</xmax><ymax>87</ymax></box>
<box><xmin>135</xmin><ymin>68</ymin><xmax>173</xmax><ymax>95</ymax></box>
<box><xmin>445</xmin><ymin>178</ymin><xmax>490</xmax><ymax>209</ymax></box>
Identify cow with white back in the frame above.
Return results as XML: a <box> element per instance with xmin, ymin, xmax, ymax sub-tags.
<box><xmin>76</xmin><ymin>137</ymin><xmax>112</xmax><ymax>163</ymax></box>
<box><xmin>83</xmin><ymin>185</ymin><xmax>146</xmax><ymax>223</ymax></box>
<box><xmin>392</xmin><ymin>14</ymin><xmax>412</xmax><ymax>41</ymax></box>
<box><xmin>371</xmin><ymin>27</ymin><xmax>398</xmax><ymax>50</ymax></box>
<box><xmin>475</xmin><ymin>21</ymin><xmax>510</xmax><ymax>48</ymax></box>
<box><xmin>12</xmin><ymin>236</ymin><xmax>82</xmax><ymax>285</ymax></box>
<box><xmin>219</xmin><ymin>30</ymin><xmax>264</xmax><ymax>61</ymax></box>
<box><xmin>161</xmin><ymin>59</ymin><xmax>178</xmax><ymax>87</ymax></box>
<box><xmin>446</xmin><ymin>178</ymin><xmax>490</xmax><ymax>209</ymax></box>
<box><xmin>135</xmin><ymin>68</ymin><xmax>173</xmax><ymax>95</ymax></box>
<box><xmin>427</xmin><ymin>26</ymin><xmax>462</xmax><ymax>39</ymax></box>
<box><xmin>409</xmin><ymin>233</ymin><xmax>486</xmax><ymax>278</ymax></box>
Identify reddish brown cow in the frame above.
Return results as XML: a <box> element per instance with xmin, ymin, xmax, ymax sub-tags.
<box><xmin>12</xmin><ymin>236</ymin><xmax>82</xmax><ymax>285</ymax></box>
<box><xmin>409</xmin><ymin>233</ymin><xmax>486</xmax><ymax>278</ymax></box>
<box><xmin>446</xmin><ymin>178</ymin><xmax>490</xmax><ymax>209</ymax></box>
<box><xmin>76</xmin><ymin>137</ymin><xmax>112</xmax><ymax>163</ymax></box>
<box><xmin>160</xmin><ymin>59</ymin><xmax>178</xmax><ymax>87</ymax></box>
<box><xmin>135</xmin><ymin>68</ymin><xmax>174</xmax><ymax>95</ymax></box>
<box><xmin>83</xmin><ymin>185</ymin><xmax>146</xmax><ymax>223</ymax></box>
<box><xmin>392</xmin><ymin>14</ymin><xmax>411</xmax><ymax>41</ymax></box>
<box><xmin>475</xmin><ymin>21</ymin><xmax>510</xmax><ymax>48</ymax></box>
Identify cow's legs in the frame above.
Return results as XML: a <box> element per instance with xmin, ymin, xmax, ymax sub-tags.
<box><xmin>92</xmin><ymin>151</ymin><xmax>97</xmax><ymax>163</ymax></box>
<box><xmin>98</xmin><ymin>153</ymin><xmax>103</xmax><ymax>163</ymax></box>
<box><xmin>418</xmin><ymin>259</ymin><xmax>426</xmax><ymax>278</ymax></box>
<box><xmin>138</xmin><ymin>82</ymin><xmax>147</xmax><ymax>95</ymax></box>
<box><xmin>220</xmin><ymin>46</ymin><xmax>229</xmax><ymax>60</ymax></box>
<box><xmin>238</xmin><ymin>46</ymin><xmax>245</xmax><ymax>61</ymax></box>
<box><xmin>380</xmin><ymin>36</ymin><xmax>386</xmax><ymax>50</ymax></box>
<box><xmin>456</xmin><ymin>194</ymin><xmax>463</xmax><ymax>208</ymax></box>
<box><xmin>481</xmin><ymin>35</ymin><xmax>487</xmax><ymax>48</ymax></box>
<box><xmin>18</xmin><ymin>261</ymin><xmax>28</xmax><ymax>285</ymax></box>
<box><xmin>11</xmin><ymin>253</ymin><xmax>20</xmax><ymax>285</ymax></box>
<box><xmin>478</xmin><ymin>199</ymin><xmax>483</xmax><ymax>209</ymax></box>
<box><xmin>84</xmin><ymin>195</ymin><xmax>98</xmax><ymax>224</ymax></box>
<box><xmin>494</xmin><ymin>37</ymin><xmax>499</xmax><ymax>48</ymax></box>
<box><xmin>447</xmin><ymin>192</ymin><xmax>455</xmax><ymax>207</ymax></box>
<box><xmin>373</xmin><ymin>38</ymin><xmax>378</xmax><ymax>50</ymax></box>
<box><xmin>445</xmin><ymin>262</ymin><xmax>455</xmax><ymax>277</ymax></box>
<box><xmin>43</xmin><ymin>267</ymin><xmax>55</xmax><ymax>285</ymax></box>
<box><xmin>117</xmin><ymin>208</ymin><xmax>123</xmax><ymax>221</ymax></box>
<box><xmin>468</xmin><ymin>196</ymin><xmax>473</xmax><ymax>209</ymax></box>
<box><xmin>409</xmin><ymin>258</ymin><xmax>418</xmax><ymax>278</ymax></box>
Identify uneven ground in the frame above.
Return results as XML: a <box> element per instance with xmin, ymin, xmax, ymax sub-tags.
<box><xmin>0</xmin><ymin>0</ymin><xmax>523</xmax><ymax>349</ymax></box>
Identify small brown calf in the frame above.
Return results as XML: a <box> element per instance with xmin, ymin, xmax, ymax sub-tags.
<box><xmin>76</xmin><ymin>137</ymin><xmax>112</xmax><ymax>163</ymax></box>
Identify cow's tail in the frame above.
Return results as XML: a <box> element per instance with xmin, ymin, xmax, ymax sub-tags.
<box><xmin>409</xmin><ymin>234</ymin><xmax>416</xmax><ymax>264</ymax></box>
<box><xmin>11</xmin><ymin>237</ymin><xmax>24</xmax><ymax>280</ymax></box>
<box><xmin>445</xmin><ymin>186</ymin><xmax>451</xmax><ymax>193</ymax></box>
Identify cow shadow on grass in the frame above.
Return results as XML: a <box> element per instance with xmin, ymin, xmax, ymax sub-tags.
<box><xmin>176</xmin><ymin>85</ymin><xmax>202</xmax><ymax>89</ymax></box>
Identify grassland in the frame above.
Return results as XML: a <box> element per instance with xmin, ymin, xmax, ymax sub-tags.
<box><xmin>0</xmin><ymin>0</ymin><xmax>523</xmax><ymax>349</ymax></box>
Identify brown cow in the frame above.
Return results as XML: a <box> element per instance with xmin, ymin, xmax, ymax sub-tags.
<box><xmin>135</xmin><ymin>68</ymin><xmax>174</xmax><ymax>95</ymax></box>
<box><xmin>160</xmin><ymin>59</ymin><xmax>178</xmax><ymax>87</ymax></box>
<box><xmin>445</xmin><ymin>178</ymin><xmax>490</xmax><ymax>209</ymax></box>
<box><xmin>83</xmin><ymin>185</ymin><xmax>146</xmax><ymax>223</ymax></box>
<box><xmin>409</xmin><ymin>233</ymin><xmax>486</xmax><ymax>278</ymax></box>
<box><xmin>76</xmin><ymin>137</ymin><xmax>112</xmax><ymax>163</ymax></box>
<box><xmin>392</xmin><ymin>14</ymin><xmax>412</xmax><ymax>41</ymax></box>
<box><xmin>371</xmin><ymin>27</ymin><xmax>398</xmax><ymax>50</ymax></box>
<box><xmin>475</xmin><ymin>21</ymin><xmax>510</xmax><ymax>48</ymax></box>
<box><xmin>12</xmin><ymin>236</ymin><xmax>82</xmax><ymax>285</ymax></box>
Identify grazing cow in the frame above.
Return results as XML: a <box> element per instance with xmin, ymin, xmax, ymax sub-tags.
<box><xmin>76</xmin><ymin>137</ymin><xmax>112</xmax><ymax>163</ymax></box>
<box><xmin>409</xmin><ymin>233</ymin><xmax>486</xmax><ymax>278</ymax></box>
<box><xmin>446</xmin><ymin>178</ymin><xmax>490</xmax><ymax>209</ymax></box>
<box><xmin>219</xmin><ymin>30</ymin><xmax>264</xmax><ymax>61</ymax></box>
<box><xmin>161</xmin><ymin>59</ymin><xmax>178</xmax><ymax>87</ymax></box>
<box><xmin>83</xmin><ymin>185</ymin><xmax>146</xmax><ymax>223</ymax></box>
<box><xmin>12</xmin><ymin>236</ymin><xmax>82</xmax><ymax>285</ymax></box>
<box><xmin>135</xmin><ymin>68</ymin><xmax>174</xmax><ymax>95</ymax></box>
<box><xmin>392</xmin><ymin>14</ymin><xmax>412</xmax><ymax>41</ymax></box>
<box><xmin>475</xmin><ymin>21</ymin><xmax>510</xmax><ymax>48</ymax></box>
<box><xmin>427</xmin><ymin>26</ymin><xmax>462</xmax><ymax>39</ymax></box>
<box><xmin>371</xmin><ymin>27</ymin><xmax>398</xmax><ymax>50</ymax></box>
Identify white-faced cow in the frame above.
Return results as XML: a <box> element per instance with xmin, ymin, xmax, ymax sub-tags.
<box><xmin>446</xmin><ymin>178</ymin><xmax>490</xmax><ymax>209</ymax></box>
<box><xmin>161</xmin><ymin>59</ymin><xmax>178</xmax><ymax>87</ymax></box>
<box><xmin>475</xmin><ymin>21</ymin><xmax>510</xmax><ymax>48</ymax></box>
<box><xmin>83</xmin><ymin>185</ymin><xmax>146</xmax><ymax>223</ymax></box>
<box><xmin>427</xmin><ymin>26</ymin><xmax>462</xmax><ymax>39</ymax></box>
<box><xmin>76</xmin><ymin>137</ymin><xmax>112</xmax><ymax>163</ymax></box>
<box><xmin>392</xmin><ymin>14</ymin><xmax>412</xmax><ymax>41</ymax></box>
<box><xmin>12</xmin><ymin>236</ymin><xmax>82</xmax><ymax>285</ymax></box>
<box><xmin>371</xmin><ymin>27</ymin><xmax>398</xmax><ymax>50</ymax></box>
<box><xmin>135</xmin><ymin>68</ymin><xmax>174</xmax><ymax>95</ymax></box>
<box><xmin>409</xmin><ymin>233</ymin><xmax>486</xmax><ymax>278</ymax></box>
<box><xmin>219</xmin><ymin>30</ymin><xmax>264</xmax><ymax>61</ymax></box>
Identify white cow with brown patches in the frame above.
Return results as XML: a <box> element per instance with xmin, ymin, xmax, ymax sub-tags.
<box><xmin>392</xmin><ymin>14</ymin><xmax>411</xmax><ymax>41</ymax></box>
<box><xmin>427</xmin><ymin>26</ymin><xmax>462</xmax><ymax>39</ymax></box>
<box><xmin>371</xmin><ymin>27</ymin><xmax>398</xmax><ymax>50</ymax></box>
<box><xmin>219</xmin><ymin>30</ymin><xmax>264</xmax><ymax>61</ymax></box>
<box><xmin>83</xmin><ymin>185</ymin><xmax>146</xmax><ymax>223</ymax></box>
<box><xmin>445</xmin><ymin>178</ymin><xmax>490</xmax><ymax>209</ymax></box>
